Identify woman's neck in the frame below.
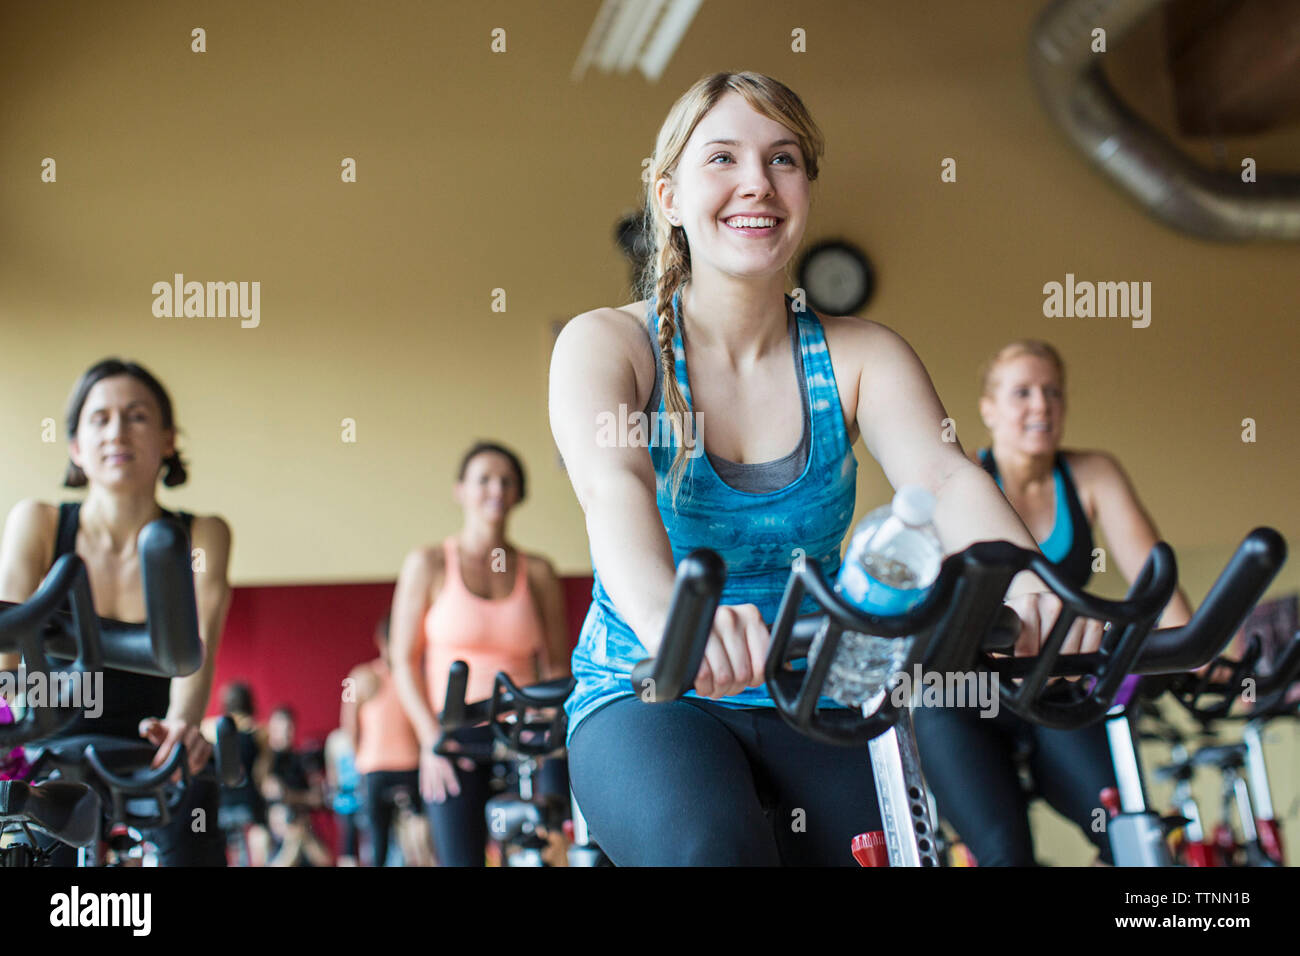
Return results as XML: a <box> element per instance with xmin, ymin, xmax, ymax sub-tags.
<box><xmin>457</xmin><ymin>520</ymin><xmax>507</xmax><ymax>557</ymax></box>
<box><xmin>679</xmin><ymin>269</ymin><xmax>789</xmax><ymax>366</ymax></box>
<box><xmin>989</xmin><ymin>445</ymin><xmax>1055</xmax><ymax>495</ymax></box>
<box><xmin>80</xmin><ymin>486</ymin><xmax>164</xmax><ymax>552</ymax></box>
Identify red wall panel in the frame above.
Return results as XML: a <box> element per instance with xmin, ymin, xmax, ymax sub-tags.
<box><xmin>207</xmin><ymin>577</ymin><xmax>594</xmax><ymax>743</ymax></box>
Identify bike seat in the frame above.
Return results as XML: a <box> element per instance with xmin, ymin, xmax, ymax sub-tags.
<box><xmin>1192</xmin><ymin>743</ymin><xmax>1246</xmax><ymax>768</ymax></box>
<box><xmin>1153</xmin><ymin>758</ymin><xmax>1196</xmax><ymax>782</ymax></box>
<box><xmin>0</xmin><ymin>778</ymin><xmax>101</xmax><ymax>847</ymax></box>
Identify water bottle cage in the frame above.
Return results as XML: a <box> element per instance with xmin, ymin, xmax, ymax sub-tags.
<box><xmin>0</xmin><ymin>556</ymin><xmax>104</xmax><ymax>749</ymax></box>
<box><xmin>766</xmin><ymin>539</ymin><xmax>1177</xmax><ymax>743</ymax></box>
<box><xmin>766</xmin><ymin>560</ymin><xmax>940</xmax><ymax>747</ymax></box>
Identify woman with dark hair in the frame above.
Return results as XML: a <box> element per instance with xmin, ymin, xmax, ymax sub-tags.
<box><xmin>212</xmin><ymin>680</ymin><xmax>271</xmax><ymax>866</ymax></box>
<box><xmin>261</xmin><ymin>706</ymin><xmax>331</xmax><ymax>867</ymax></box>
<box><xmin>912</xmin><ymin>340</ymin><xmax>1193</xmax><ymax>865</ymax></box>
<box><xmin>388</xmin><ymin>441</ymin><xmax>571</xmax><ymax>866</ymax></box>
<box><xmin>0</xmin><ymin>357</ymin><xmax>233</xmax><ymax>865</ymax></box>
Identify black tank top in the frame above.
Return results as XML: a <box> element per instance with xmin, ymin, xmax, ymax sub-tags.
<box><xmin>979</xmin><ymin>450</ymin><xmax>1094</xmax><ymax>589</ymax></box>
<box><xmin>219</xmin><ymin>726</ymin><xmax>268</xmax><ymax>820</ymax></box>
<box><xmin>52</xmin><ymin>502</ymin><xmax>191</xmax><ymax>738</ymax></box>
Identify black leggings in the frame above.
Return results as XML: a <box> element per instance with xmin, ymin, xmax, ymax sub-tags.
<box><xmin>913</xmin><ymin>704</ymin><xmax>1117</xmax><ymax>866</ymax></box>
<box><xmin>363</xmin><ymin>769</ymin><xmax>419</xmax><ymax>866</ymax></box>
<box><xmin>568</xmin><ymin>697</ymin><xmax>881</xmax><ymax>866</ymax></box>
<box><xmin>423</xmin><ymin>726</ymin><xmax>570</xmax><ymax>867</ymax></box>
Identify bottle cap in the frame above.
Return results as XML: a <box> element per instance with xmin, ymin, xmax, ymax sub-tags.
<box><xmin>892</xmin><ymin>485</ymin><xmax>936</xmax><ymax>527</ymax></box>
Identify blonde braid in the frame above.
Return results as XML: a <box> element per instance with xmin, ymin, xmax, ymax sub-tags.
<box><xmin>649</xmin><ymin>217</ymin><xmax>695</xmax><ymax>509</ymax></box>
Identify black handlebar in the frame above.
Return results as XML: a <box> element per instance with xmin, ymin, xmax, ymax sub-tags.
<box><xmin>1165</xmin><ymin>628</ymin><xmax>1300</xmax><ymax>725</ymax></box>
<box><xmin>435</xmin><ymin>662</ymin><xmax>574</xmax><ymax>761</ymax></box>
<box><xmin>0</xmin><ymin>556</ymin><xmax>102</xmax><ymax>747</ymax></box>
<box><xmin>629</xmin><ymin>550</ymin><xmax>725</xmax><ymax>702</ymax></box>
<box><xmin>631</xmin><ymin>528</ymin><xmax>1286</xmax><ymax>745</ymax></box>
<box><xmin>26</xmin><ymin>714</ymin><xmax>241</xmax><ymax>832</ymax></box>
<box><xmin>1129</xmin><ymin>528</ymin><xmax>1287</xmax><ymax>674</ymax></box>
<box><xmin>0</xmin><ymin>517</ymin><xmax>203</xmax><ymax>748</ymax></box>
<box><xmin>36</xmin><ymin>518</ymin><xmax>204</xmax><ymax>677</ymax></box>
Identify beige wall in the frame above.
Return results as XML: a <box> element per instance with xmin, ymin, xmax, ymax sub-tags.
<box><xmin>3</xmin><ymin>0</ymin><xmax>1298</xmax><ymax>866</ymax></box>
<box><xmin>3</xmin><ymin>0</ymin><xmax>1295</xmax><ymax>594</ymax></box>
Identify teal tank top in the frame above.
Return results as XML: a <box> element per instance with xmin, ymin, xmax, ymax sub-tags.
<box><xmin>564</xmin><ymin>293</ymin><xmax>859</xmax><ymax>741</ymax></box>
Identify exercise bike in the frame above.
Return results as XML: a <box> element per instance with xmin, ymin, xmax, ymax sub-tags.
<box><xmin>0</xmin><ymin>517</ymin><xmax>242</xmax><ymax>867</ymax></box>
<box><xmin>1142</xmin><ymin>623</ymin><xmax>1300</xmax><ymax>866</ymax></box>
<box><xmin>434</xmin><ymin>661</ymin><xmax>581</xmax><ymax>866</ymax></box>
<box><xmin>632</xmin><ymin>527</ymin><xmax>1286</xmax><ymax>866</ymax></box>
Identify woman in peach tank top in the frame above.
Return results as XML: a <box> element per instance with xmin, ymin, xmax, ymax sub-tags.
<box><xmin>388</xmin><ymin>442</ymin><xmax>570</xmax><ymax>867</ymax></box>
<box><xmin>343</xmin><ymin>616</ymin><xmax>425</xmax><ymax>865</ymax></box>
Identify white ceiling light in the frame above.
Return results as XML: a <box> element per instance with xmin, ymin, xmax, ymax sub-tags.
<box><xmin>572</xmin><ymin>0</ymin><xmax>704</xmax><ymax>83</ymax></box>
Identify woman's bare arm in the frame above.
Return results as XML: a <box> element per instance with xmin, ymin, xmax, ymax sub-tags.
<box><xmin>841</xmin><ymin>319</ymin><xmax>1041</xmax><ymax>571</ymax></box>
<box><xmin>549</xmin><ymin>308</ymin><xmax>677</xmax><ymax>653</ymax></box>
<box><xmin>0</xmin><ymin>500</ymin><xmax>57</xmax><ymax>674</ymax></box>
<box><xmin>389</xmin><ymin>547</ymin><xmax>440</xmax><ymax>748</ymax></box>
<box><xmin>529</xmin><ymin>555</ymin><xmax>571</xmax><ymax>680</ymax></box>
<box><xmin>1074</xmin><ymin>451</ymin><xmax>1192</xmax><ymax>628</ymax></box>
<box><xmin>166</xmin><ymin>514</ymin><xmax>233</xmax><ymax>726</ymax></box>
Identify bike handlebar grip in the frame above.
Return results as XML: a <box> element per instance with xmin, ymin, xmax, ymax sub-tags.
<box><xmin>214</xmin><ymin>715</ymin><xmax>244</xmax><ymax>787</ymax></box>
<box><xmin>630</xmin><ymin>550</ymin><xmax>726</xmax><ymax>701</ymax></box>
<box><xmin>40</xmin><ymin>519</ymin><xmax>203</xmax><ymax>678</ymax></box>
<box><xmin>1258</xmin><ymin>631</ymin><xmax>1300</xmax><ymax>696</ymax></box>
<box><xmin>630</xmin><ymin>656</ymin><xmax>656</xmax><ymax>694</ymax></box>
<box><xmin>83</xmin><ymin>738</ymin><xmax>186</xmax><ymax>793</ymax></box>
<box><xmin>137</xmin><ymin>518</ymin><xmax>203</xmax><ymax>677</ymax></box>
<box><xmin>0</xmin><ymin>556</ymin><xmax>103</xmax><ymax>748</ymax></box>
<box><xmin>440</xmin><ymin>660</ymin><xmax>470</xmax><ymax>730</ymax></box>
<box><xmin>1134</xmin><ymin>528</ymin><xmax>1286</xmax><ymax>674</ymax></box>
<box><xmin>982</xmin><ymin>606</ymin><xmax>1021</xmax><ymax>651</ymax></box>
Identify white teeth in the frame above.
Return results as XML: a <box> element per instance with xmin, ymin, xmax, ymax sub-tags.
<box><xmin>725</xmin><ymin>216</ymin><xmax>777</xmax><ymax>228</ymax></box>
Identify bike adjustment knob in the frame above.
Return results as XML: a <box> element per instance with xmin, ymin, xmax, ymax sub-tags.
<box><xmin>851</xmin><ymin>830</ymin><xmax>889</xmax><ymax>867</ymax></box>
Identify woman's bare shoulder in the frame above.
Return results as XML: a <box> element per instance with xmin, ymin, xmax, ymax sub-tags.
<box><xmin>554</xmin><ymin>300</ymin><xmax>657</xmax><ymax>405</ymax></box>
<box><xmin>523</xmin><ymin>550</ymin><xmax>561</xmax><ymax>584</ymax></box>
<box><xmin>1061</xmin><ymin>449</ymin><xmax>1122</xmax><ymax>481</ymax></box>
<box><xmin>3</xmin><ymin>498</ymin><xmax>59</xmax><ymax>553</ymax></box>
<box><xmin>817</xmin><ymin>310</ymin><xmax>918</xmax><ymax>363</ymax></box>
<box><xmin>560</xmin><ymin>301</ymin><xmax>653</xmax><ymax>357</ymax></box>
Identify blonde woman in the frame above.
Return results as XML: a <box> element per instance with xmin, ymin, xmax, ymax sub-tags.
<box><xmin>549</xmin><ymin>72</ymin><xmax>1099</xmax><ymax>866</ymax></box>
<box><xmin>912</xmin><ymin>340</ymin><xmax>1192</xmax><ymax>865</ymax></box>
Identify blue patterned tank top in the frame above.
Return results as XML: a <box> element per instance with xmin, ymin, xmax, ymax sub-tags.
<box><xmin>564</xmin><ymin>292</ymin><xmax>859</xmax><ymax>741</ymax></box>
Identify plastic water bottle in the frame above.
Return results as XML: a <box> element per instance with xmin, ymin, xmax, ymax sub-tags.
<box><xmin>811</xmin><ymin>485</ymin><xmax>943</xmax><ymax>708</ymax></box>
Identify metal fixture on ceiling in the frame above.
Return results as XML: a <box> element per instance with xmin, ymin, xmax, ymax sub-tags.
<box><xmin>1029</xmin><ymin>0</ymin><xmax>1300</xmax><ymax>240</ymax></box>
<box><xmin>572</xmin><ymin>0</ymin><xmax>704</xmax><ymax>83</ymax></box>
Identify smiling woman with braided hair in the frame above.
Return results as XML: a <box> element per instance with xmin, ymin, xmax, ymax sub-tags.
<box><xmin>549</xmin><ymin>71</ymin><xmax>1104</xmax><ymax>866</ymax></box>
